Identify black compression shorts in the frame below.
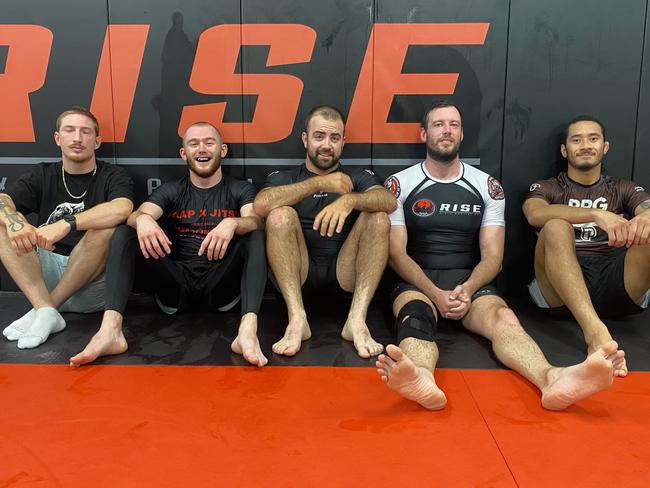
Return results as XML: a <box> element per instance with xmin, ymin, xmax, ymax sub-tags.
<box><xmin>390</xmin><ymin>268</ymin><xmax>499</xmax><ymax>308</ymax></box>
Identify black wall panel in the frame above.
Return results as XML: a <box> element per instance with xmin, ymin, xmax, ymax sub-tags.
<box><xmin>106</xmin><ymin>0</ymin><xmax>244</xmax><ymax>203</ymax></box>
<box><xmin>373</xmin><ymin>0</ymin><xmax>508</xmax><ymax>183</ymax></box>
<box><xmin>240</xmin><ymin>0</ymin><xmax>374</xmax><ymax>186</ymax></box>
<box><xmin>1</xmin><ymin>1</ymin><xmax>111</xmax><ymax>290</ymax></box>
<box><xmin>1</xmin><ymin>0</ymin><xmax>112</xmax><ymax>158</ymax></box>
<box><xmin>2</xmin><ymin>0</ymin><xmax>650</xmax><ymax>291</ymax></box>
<box><xmin>501</xmin><ymin>0</ymin><xmax>647</xmax><ymax>291</ymax></box>
<box><xmin>634</xmin><ymin>3</ymin><xmax>650</xmax><ymax>189</ymax></box>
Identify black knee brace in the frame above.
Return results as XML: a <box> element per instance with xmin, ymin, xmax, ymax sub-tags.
<box><xmin>396</xmin><ymin>300</ymin><xmax>437</xmax><ymax>343</ymax></box>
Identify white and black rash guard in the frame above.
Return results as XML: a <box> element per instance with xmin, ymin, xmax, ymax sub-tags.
<box><xmin>385</xmin><ymin>161</ymin><xmax>505</xmax><ymax>270</ymax></box>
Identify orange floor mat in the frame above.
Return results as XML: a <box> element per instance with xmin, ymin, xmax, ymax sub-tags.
<box><xmin>463</xmin><ymin>370</ymin><xmax>650</xmax><ymax>487</ymax></box>
<box><xmin>1</xmin><ymin>365</ymin><xmax>648</xmax><ymax>487</ymax></box>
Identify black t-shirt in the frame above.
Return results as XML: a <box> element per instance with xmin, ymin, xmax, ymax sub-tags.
<box><xmin>6</xmin><ymin>160</ymin><xmax>134</xmax><ymax>255</ymax></box>
<box><xmin>263</xmin><ymin>163</ymin><xmax>381</xmax><ymax>256</ymax></box>
<box><xmin>147</xmin><ymin>175</ymin><xmax>255</xmax><ymax>261</ymax></box>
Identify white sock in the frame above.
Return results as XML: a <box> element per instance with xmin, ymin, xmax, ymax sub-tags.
<box><xmin>17</xmin><ymin>307</ymin><xmax>66</xmax><ymax>349</ymax></box>
<box><xmin>3</xmin><ymin>309</ymin><xmax>36</xmax><ymax>341</ymax></box>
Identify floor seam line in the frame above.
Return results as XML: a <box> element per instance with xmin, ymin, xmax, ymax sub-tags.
<box><xmin>460</xmin><ymin>370</ymin><xmax>520</xmax><ymax>488</ymax></box>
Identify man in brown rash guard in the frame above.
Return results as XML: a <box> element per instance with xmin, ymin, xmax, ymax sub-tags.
<box><xmin>524</xmin><ymin>115</ymin><xmax>650</xmax><ymax>377</ymax></box>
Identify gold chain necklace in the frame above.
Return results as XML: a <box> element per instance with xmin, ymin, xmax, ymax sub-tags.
<box><xmin>62</xmin><ymin>164</ymin><xmax>97</xmax><ymax>199</ymax></box>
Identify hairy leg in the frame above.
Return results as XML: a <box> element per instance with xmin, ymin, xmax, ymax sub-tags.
<box><xmin>376</xmin><ymin>291</ymin><xmax>446</xmax><ymax>410</ymax></box>
<box><xmin>337</xmin><ymin>211</ymin><xmax>389</xmax><ymax>358</ymax></box>
<box><xmin>464</xmin><ymin>295</ymin><xmax>616</xmax><ymax>410</ymax></box>
<box><xmin>265</xmin><ymin>207</ymin><xmax>311</xmax><ymax>356</ymax></box>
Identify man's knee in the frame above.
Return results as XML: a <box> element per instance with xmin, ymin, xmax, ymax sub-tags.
<box><xmin>539</xmin><ymin>219</ymin><xmax>574</xmax><ymax>244</ymax></box>
<box><xmin>266</xmin><ymin>206</ymin><xmax>299</xmax><ymax>233</ymax></box>
<box><xmin>81</xmin><ymin>227</ymin><xmax>115</xmax><ymax>246</ymax></box>
<box><xmin>493</xmin><ymin>306</ymin><xmax>523</xmax><ymax>332</ymax></box>
<box><xmin>396</xmin><ymin>299</ymin><xmax>438</xmax><ymax>343</ymax></box>
<box><xmin>359</xmin><ymin>211</ymin><xmax>390</xmax><ymax>235</ymax></box>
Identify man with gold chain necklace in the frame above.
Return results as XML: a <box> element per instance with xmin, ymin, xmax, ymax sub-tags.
<box><xmin>0</xmin><ymin>106</ymin><xmax>134</xmax><ymax>355</ymax></box>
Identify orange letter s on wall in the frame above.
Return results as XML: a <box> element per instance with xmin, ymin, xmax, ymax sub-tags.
<box><xmin>179</xmin><ymin>24</ymin><xmax>316</xmax><ymax>143</ymax></box>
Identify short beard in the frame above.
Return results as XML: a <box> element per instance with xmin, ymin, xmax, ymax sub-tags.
<box><xmin>426</xmin><ymin>145</ymin><xmax>458</xmax><ymax>164</ymax></box>
<box><xmin>568</xmin><ymin>156</ymin><xmax>601</xmax><ymax>171</ymax></box>
<box><xmin>188</xmin><ymin>155</ymin><xmax>221</xmax><ymax>177</ymax></box>
<box><xmin>308</xmin><ymin>149</ymin><xmax>340</xmax><ymax>171</ymax></box>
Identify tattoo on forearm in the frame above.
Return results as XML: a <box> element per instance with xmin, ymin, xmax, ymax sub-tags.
<box><xmin>640</xmin><ymin>201</ymin><xmax>650</xmax><ymax>210</ymax></box>
<box><xmin>0</xmin><ymin>200</ymin><xmax>25</xmax><ymax>231</ymax></box>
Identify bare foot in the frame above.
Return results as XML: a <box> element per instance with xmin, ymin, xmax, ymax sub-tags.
<box><xmin>231</xmin><ymin>314</ymin><xmax>268</xmax><ymax>367</ymax></box>
<box><xmin>610</xmin><ymin>350</ymin><xmax>627</xmax><ymax>378</ymax></box>
<box><xmin>593</xmin><ymin>345</ymin><xmax>628</xmax><ymax>377</ymax></box>
<box><xmin>272</xmin><ymin>318</ymin><xmax>311</xmax><ymax>356</ymax></box>
<box><xmin>541</xmin><ymin>341</ymin><xmax>617</xmax><ymax>411</ymax></box>
<box><xmin>588</xmin><ymin>330</ymin><xmax>628</xmax><ymax>377</ymax></box>
<box><xmin>376</xmin><ymin>344</ymin><xmax>447</xmax><ymax>410</ymax></box>
<box><xmin>341</xmin><ymin>320</ymin><xmax>383</xmax><ymax>358</ymax></box>
<box><xmin>70</xmin><ymin>327</ymin><xmax>128</xmax><ymax>367</ymax></box>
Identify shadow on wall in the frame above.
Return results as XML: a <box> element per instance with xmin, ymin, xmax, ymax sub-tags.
<box><xmin>156</xmin><ymin>12</ymin><xmax>195</xmax><ymax>157</ymax></box>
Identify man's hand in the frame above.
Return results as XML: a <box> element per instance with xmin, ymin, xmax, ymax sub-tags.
<box><xmin>627</xmin><ymin>212</ymin><xmax>650</xmax><ymax>247</ymax></box>
<box><xmin>199</xmin><ymin>218</ymin><xmax>238</xmax><ymax>260</ymax></box>
<box><xmin>7</xmin><ymin>222</ymin><xmax>38</xmax><ymax>256</ymax></box>
<box><xmin>313</xmin><ymin>195</ymin><xmax>354</xmax><ymax>237</ymax></box>
<box><xmin>135</xmin><ymin>214</ymin><xmax>171</xmax><ymax>259</ymax></box>
<box><xmin>431</xmin><ymin>287</ymin><xmax>470</xmax><ymax>321</ymax></box>
<box><xmin>315</xmin><ymin>172</ymin><xmax>353</xmax><ymax>195</ymax></box>
<box><xmin>593</xmin><ymin>210</ymin><xmax>630</xmax><ymax>247</ymax></box>
<box><xmin>35</xmin><ymin>219</ymin><xmax>71</xmax><ymax>252</ymax></box>
<box><xmin>448</xmin><ymin>284</ymin><xmax>472</xmax><ymax>319</ymax></box>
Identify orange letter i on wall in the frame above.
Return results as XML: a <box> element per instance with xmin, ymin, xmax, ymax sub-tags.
<box><xmin>90</xmin><ymin>25</ymin><xmax>149</xmax><ymax>143</ymax></box>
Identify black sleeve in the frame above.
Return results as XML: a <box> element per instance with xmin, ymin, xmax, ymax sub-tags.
<box><xmin>351</xmin><ymin>168</ymin><xmax>382</xmax><ymax>192</ymax></box>
<box><xmin>146</xmin><ymin>181</ymin><xmax>179</xmax><ymax>214</ymax></box>
<box><xmin>234</xmin><ymin>180</ymin><xmax>256</xmax><ymax>208</ymax></box>
<box><xmin>5</xmin><ymin>166</ymin><xmax>43</xmax><ymax>214</ymax></box>
<box><xmin>105</xmin><ymin>165</ymin><xmax>135</xmax><ymax>202</ymax></box>
<box><xmin>262</xmin><ymin>169</ymin><xmax>293</xmax><ymax>189</ymax></box>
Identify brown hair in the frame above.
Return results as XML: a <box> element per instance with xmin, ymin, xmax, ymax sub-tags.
<box><xmin>304</xmin><ymin>105</ymin><xmax>345</xmax><ymax>132</ymax></box>
<box><xmin>56</xmin><ymin>106</ymin><xmax>100</xmax><ymax>136</ymax></box>
<box><xmin>421</xmin><ymin>101</ymin><xmax>463</xmax><ymax>129</ymax></box>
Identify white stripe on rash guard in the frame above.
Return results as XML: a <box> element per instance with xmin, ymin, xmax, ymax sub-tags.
<box><xmin>386</xmin><ymin>162</ymin><xmax>505</xmax><ymax>228</ymax></box>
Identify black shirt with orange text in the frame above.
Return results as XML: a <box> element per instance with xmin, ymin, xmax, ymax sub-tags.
<box><xmin>147</xmin><ymin>175</ymin><xmax>255</xmax><ymax>261</ymax></box>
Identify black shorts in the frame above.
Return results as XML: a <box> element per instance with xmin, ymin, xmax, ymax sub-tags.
<box><xmin>268</xmin><ymin>249</ymin><xmax>351</xmax><ymax>306</ymax></box>
<box><xmin>532</xmin><ymin>247</ymin><xmax>647</xmax><ymax>318</ymax></box>
<box><xmin>151</xmin><ymin>238</ymin><xmax>243</xmax><ymax>311</ymax></box>
<box><xmin>390</xmin><ymin>268</ymin><xmax>499</xmax><ymax>308</ymax></box>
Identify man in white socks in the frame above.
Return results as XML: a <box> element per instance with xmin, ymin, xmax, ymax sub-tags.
<box><xmin>1</xmin><ymin>106</ymin><xmax>134</xmax><ymax>351</ymax></box>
